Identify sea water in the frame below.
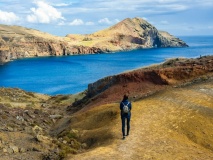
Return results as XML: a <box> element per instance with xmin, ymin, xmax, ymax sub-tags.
<box><xmin>0</xmin><ymin>36</ymin><xmax>213</xmax><ymax>95</ymax></box>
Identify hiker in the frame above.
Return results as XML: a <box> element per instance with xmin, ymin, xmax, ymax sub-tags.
<box><xmin>120</xmin><ymin>94</ymin><xmax>132</xmax><ymax>139</ymax></box>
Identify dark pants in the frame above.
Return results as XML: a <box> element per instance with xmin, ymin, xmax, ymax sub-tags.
<box><xmin>121</xmin><ymin>116</ymin><xmax>130</xmax><ymax>137</ymax></box>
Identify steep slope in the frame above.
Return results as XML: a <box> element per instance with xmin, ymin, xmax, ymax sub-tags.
<box><xmin>66</xmin><ymin>17</ymin><xmax>188</xmax><ymax>51</ymax></box>
<box><xmin>68</xmin><ymin>56</ymin><xmax>213</xmax><ymax>112</ymax></box>
<box><xmin>0</xmin><ymin>56</ymin><xmax>212</xmax><ymax>159</ymax></box>
<box><xmin>0</xmin><ymin>17</ymin><xmax>188</xmax><ymax>64</ymax></box>
<box><xmin>0</xmin><ymin>89</ymin><xmax>86</xmax><ymax>160</ymax></box>
<box><xmin>0</xmin><ymin>25</ymin><xmax>102</xmax><ymax>63</ymax></box>
<box><xmin>62</xmin><ymin>56</ymin><xmax>212</xmax><ymax>159</ymax></box>
<box><xmin>66</xmin><ymin>79</ymin><xmax>213</xmax><ymax>160</ymax></box>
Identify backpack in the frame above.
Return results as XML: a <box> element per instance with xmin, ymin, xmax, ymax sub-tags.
<box><xmin>122</xmin><ymin>102</ymin><xmax>129</xmax><ymax>113</ymax></box>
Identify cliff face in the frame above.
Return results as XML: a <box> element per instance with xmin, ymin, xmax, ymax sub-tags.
<box><xmin>1</xmin><ymin>56</ymin><xmax>213</xmax><ymax>159</ymax></box>
<box><xmin>0</xmin><ymin>17</ymin><xmax>188</xmax><ymax>64</ymax></box>
<box><xmin>88</xmin><ymin>56</ymin><xmax>213</xmax><ymax>97</ymax></box>
<box><xmin>0</xmin><ymin>25</ymin><xmax>102</xmax><ymax>63</ymax></box>
<box><xmin>67</xmin><ymin>17</ymin><xmax>188</xmax><ymax>51</ymax></box>
<box><xmin>69</xmin><ymin>56</ymin><xmax>213</xmax><ymax>111</ymax></box>
<box><xmin>104</xmin><ymin>17</ymin><xmax>188</xmax><ymax>49</ymax></box>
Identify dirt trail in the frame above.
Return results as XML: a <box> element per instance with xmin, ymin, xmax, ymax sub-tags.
<box><xmin>68</xmin><ymin>80</ymin><xmax>213</xmax><ymax>160</ymax></box>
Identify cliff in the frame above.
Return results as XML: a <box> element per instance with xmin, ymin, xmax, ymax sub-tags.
<box><xmin>69</xmin><ymin>55</ymin><xmax>213</xmax><ymax>111</ymax></box>
<box><xmin>0</xmin><ymin>25</ymin><xmax>102</xmax><ymax>63</ymax></box>
<box><xmin>66</xmin><ymin>77</ymin><xmax>213</xmax><ymax>160</ymax></box>
<box><xmin>0</xmin><ymin>56</ymin><xmax>213</xmax><ymax>159</ymax></box>
<box><xmin>0</xmin><ymin>17</ymin><xmax>188</xmax><ymax>64</ymax></box>
<box><xmin>66</xmin><ymin>17</ymin><xmax>188</xmax><ymax>51</ymax></box>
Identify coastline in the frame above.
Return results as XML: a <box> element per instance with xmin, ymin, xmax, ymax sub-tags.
<box><xmin>68</xmin><ymin>55</ymin><xmax>213</xmax><ymax>111</ymax></box>
<box><xmin>0</xmin><ymin>17</ymin><xmax>188</xmax><ymax>64</ymax></box>
<box><xmin>0</xmin><ymin>55</ymin><xmax>212</xmax><ymax>159</ymax></box>
<box><xmin>0</xmin><ymin>54</ymin><xmax>212</xmax><ymax>96</ymax></box>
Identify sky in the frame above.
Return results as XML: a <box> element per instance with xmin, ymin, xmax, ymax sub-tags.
<box><xmin>0</xmin><ymin>0</ymin><xmax>213</xmax><ymax>36</ymax></box>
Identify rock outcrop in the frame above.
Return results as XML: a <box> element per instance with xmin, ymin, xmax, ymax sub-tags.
<box><xmin>88</xmin><ymin>56</ymin><xmax>212</xmax><ymax>96</ymax></box>
<box><xmin>69</xmin><ymin>55</ymin><xmax>213</xmax><ymax>111</ymax></box>
<box><xmin>0</xmin><ymin>89</ymin><xmax>86</xmax><ymax>159</ymax></box>
<box><xmin>66</xmin><ymin>17</ymin><xmax>188</xmax><ymax>51</ymax></box>
<box><xmin>1</xmin><ymin>56</ymin><xmax>213</xmax><ymax>160</ymax></box>
<box><xmin>0</xmin><ymin>17</ymin><xmax>188</xmax><ymax>64</ymax></box>
<box><xmin>0</xmin><ymin>25</ymin><xmax>102</xmax><ymax>64</ymax></box>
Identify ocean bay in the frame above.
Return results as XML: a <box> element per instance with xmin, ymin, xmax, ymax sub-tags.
<box><xmin>0</xmin><ymin>36</ymin><xmax>213</xmax><ymax>95</ymax></box>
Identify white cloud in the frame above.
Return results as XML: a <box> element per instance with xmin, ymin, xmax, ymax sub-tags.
<box><xmin>58</xmin><ymin>21</ymin><xmax>66</xmax><ymax>26</ymax></box>
<box><xmin>98</xmin><ymin>18</ymin><xmax>119</xmax><ymax>25</ymax></box>
<box><xmin>142</xmin><ymin>17</ymin><xmax>148</xmax><ymax>21</ymax></box>
<box><xmin>98</xmin><ymin>18</ymin><xmax>112</xmax><ymax>24</ymax></box>
<box><xmin>185</xmin><ymin>26</ymin><xmax>195</xmax><ymax>31</ymax></box>
<box><xmin>98</xmin><ymin>18</ymin><xmax>120</xmax><ymax>25</ymax></box>
<box><xmin>168</xmin><ymin>4</ymin><xmax>188</xmax><ymax>11</ymax></box>
<box><xmin>85</xmin><ymin>21</ymin><xmax>95</xmax><ymax>25</ymax></box>
<box><xmin>53</xmin><ymin>3</ymin><xmax>72</xmax><ymax>7</ymax></box>
<box><xmin>0</xmin><ymin>10</ymin><xmax>20</xmax><ymax>24</ymax></box>
<box><xmin>160</xmin><ymin>20</ymin><xmax>169</xmax><ymax>25</ymax></box>
<box><xmin>114</xmin><ymin>19</ymin><xmax>120</xmax><ymax>23</ymax></box>
<box><xmin>59</xmin><ymin>20</ymin><xmax>94</xmax><ymax>26</ymax></box>
<box><xmin>66</xmin><ymin>0</ymin><xmax>189</xmax><ymax>15</ymax></box>
<box><xmin>194</xmin><ymin>0</ymin><xmax>213</xmax><ymax>7</ymax></box>
<box><xmin>27</xmin><ymin>1</ymin><xmax>65</xmax><ymax>23</ymax></box>
<box><xmin>69</xmin><ymin>19</ymin><xmax>84</xmax><ymax>26</ymax></box>
<box><xmin>0</xmin><ymin>0</ymin><xmax>212</xmax><ymax>36</ymax></box>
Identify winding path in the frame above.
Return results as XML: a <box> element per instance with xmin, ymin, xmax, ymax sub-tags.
<box><xmin>68</xmin><ymin>80</ymin><xmax>213</xmax><ymax>160</ymax></box>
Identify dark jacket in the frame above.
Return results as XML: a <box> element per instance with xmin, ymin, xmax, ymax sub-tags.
<box><xmin>120</xmin><ymin>100</ymin><xmax>132</xmax><ymax>118</ymax></box>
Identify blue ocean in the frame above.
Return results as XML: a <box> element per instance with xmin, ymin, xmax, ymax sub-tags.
<box><xmin>0</xmin><ymin>36</ymin><xmax>213</xmax><ymax>95</ymax></box>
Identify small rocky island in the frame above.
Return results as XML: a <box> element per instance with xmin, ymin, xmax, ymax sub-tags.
<box><xmin>0</xmin><ymin>17</ymin><xmax>188</xmax><ymax>64</ymax></box>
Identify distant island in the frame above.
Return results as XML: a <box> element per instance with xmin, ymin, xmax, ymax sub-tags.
<box><xmin>0</xmin><ymin>17</ymin><xmax>188</xmax><ymax>64</ymax></box>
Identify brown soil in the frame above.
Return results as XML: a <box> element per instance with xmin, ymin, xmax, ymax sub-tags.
<box><xmin>69</xmin><ymin>55</ymin><xmax>213</xmax><ymax>113</ymax></box>
<box><xmin>0</xmin><ymin>90</ymin><xmax>86</xmax><ymax>159</ymax></box>
<box><xmin>66</xmin><ymin>79</ymin><xmax>213</xmax><ymax>160</ymax></box>
<box><xmin>0</xmin><ymin>55</ymin><xmax>212</xmax><ymax>159</ymax></box>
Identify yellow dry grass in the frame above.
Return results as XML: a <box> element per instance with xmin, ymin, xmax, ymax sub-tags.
<box><xmin>0</xmin><ymin>88</ymin><xmax>49</xmax><ymax>109</ymax></box>
<box><xmin>66</xmin><ymin>80</ymin><xmax>213</xmax><ymax>160</ymax></box>
<box><xmin>0</xmin><ymin>24</ymin><xmax>63</xmax><ymax>41</ymax></box>
<box><xmin>0</xmin><ymin>88</ymin><xmax>85</xmax><ymax>110</ymax></box>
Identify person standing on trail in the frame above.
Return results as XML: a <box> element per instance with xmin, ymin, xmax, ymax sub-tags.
<box><xmin>120</xmin><ymin>94</ymin><xmax>132</xmax><ymax>139</ymax></box>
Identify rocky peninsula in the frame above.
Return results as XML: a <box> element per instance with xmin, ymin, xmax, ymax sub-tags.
<box><xmin>0</xmin><ymin>17</ymin><xmax>188</xmax><ymax>64</ymax></box>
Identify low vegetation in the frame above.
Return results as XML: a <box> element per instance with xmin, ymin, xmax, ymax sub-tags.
<box><xmin>0</xmin><ymin>56</ymin><xmax>212</xmax><ymax>159</ymax></box>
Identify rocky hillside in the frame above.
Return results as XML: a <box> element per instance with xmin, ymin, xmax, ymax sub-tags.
<box><xmin>69</xmin><ymin>55</ymin><xmax>213</xmax><ymax>111</ymax></box>
<box><xmin>0</xmin><ymin>56</ymin><xmax>212</xmax><ymax>159</ymax></box>
<box><xmin>66</xmin><ymin>17</ymin><xmax>188</xmax><ymax>51</ymax></box>
<box><xmin>0</xmin><ymin>17</ymin><xmax>187</xmax><ymax>64</ymax></box>
<box><xmin>63</xmin><ymin>56</ymin><xmax>213</xmax><ymax>160</ymax></box>
<box><xmin>0</xmin><ymin>25</ymin><xmax>102</xmax><ymax>64</ymax></box>
<box><xmin>66</xmin><ymin>78</ymin><xmax>213</xmax><ymax>160</ymax></box>
<box><xmin>0</xmin><ymin>89</ymin><xmax>86</xmax><ymax>159</ymax></box>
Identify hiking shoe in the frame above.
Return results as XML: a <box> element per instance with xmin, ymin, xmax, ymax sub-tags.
<box><xmin>122</xmin><ymin>136</ymin><xmax>125</xmax><ymax>140</ymax></box>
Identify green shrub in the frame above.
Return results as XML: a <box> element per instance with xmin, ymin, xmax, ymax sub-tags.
<box><xmin>67</xmin><ymin>132</ymin><xmax>77</xmax><ymax>139</ymax></box>
<box><xmin>58</xmin><ymin>143</ymin><xmax>78</xmax><ymax>158</ymax></box>
<box><xmin>82</xmin><ymin>37</ymin><xmax>92</xmax><ymax>41</ymax></box>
